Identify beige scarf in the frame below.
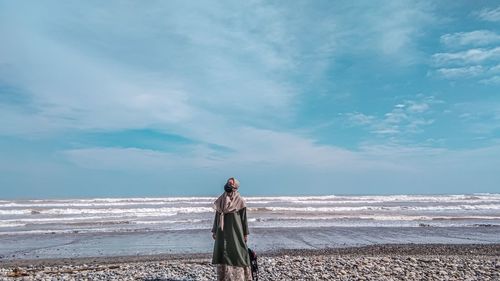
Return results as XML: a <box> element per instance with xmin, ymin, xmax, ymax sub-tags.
<box><xmin>213</xmin><ymin>191</ymin><xmax>246</xmax><ymax>231</ymax></box>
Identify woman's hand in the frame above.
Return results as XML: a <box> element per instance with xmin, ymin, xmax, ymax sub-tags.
<box><xmin>212</xmin><ymin>232</ymin><xmax>216</xmax><ymax>240</ymax></box>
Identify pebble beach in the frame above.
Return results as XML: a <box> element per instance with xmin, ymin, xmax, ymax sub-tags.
<box><xmin>1</xmin><ymin>244</ymin><xmax>498</xmax><ymax>281</ymax></box>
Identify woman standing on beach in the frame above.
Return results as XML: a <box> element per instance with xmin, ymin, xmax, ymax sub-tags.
<box><xmin>212</xmin><ymin>177</ymin><xmax>252</xmax><ymax>281</ymax></box>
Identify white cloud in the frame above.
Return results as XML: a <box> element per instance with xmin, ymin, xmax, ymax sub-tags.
<box><xmin>406</xmin><ymin>101</ymin><xmax>430</xmax><ymax>113</ymax></box>
<box><xmin>479</xmin><ymin>75</ymin><xmax>500</xmax><ymax>85</ymax></box>
<box><xmin>0</xmin><ymin>0</ymin><xmax>436</xmax><ymax>139</ymax></box>
<box><xmin>0</xmin><ymin>2</ymin><xmax>444</xmax><ymax>190</ymax></box>
<box><xmin>0</xmin><ymin>25</ymin><xmax>198</xmax><ymax>134</ymax></box>
<box><xmin>23</xmin><ymin>134</ymin><xmax>500</xmax><ymax>196</ymax></box>
<box><xmin>344</xmin><ymin>96</ymin><xmax>440</xmax><ymax>138</ymax></box>
<box><xmin>453</xmin><ymin>101</ymin><xmax>500</xmax><ymax>134</ymax></box>
<box><xmin>0</xmin><ymin>1</ymin><xmax>302</xmax><ymax>138</ymax></box>
<box><xmin>384</xmin><ymin>110</ymin><xmax>408</xmax><ymax>124</ymax></box>
<box><xmin>62</xmin><ymin>127</ymin><xmax>412</xmax><ymax>173</ymax></box>
<box><xmin>2</xmin><ymin>2</ymin><xmax>500</xmax><ymax>196</ymax></box>
<box><xmin>358</xmin><ymin>143</ymin><xmax>446</xmax><ymax>160</ymax></box>
<box><xmin>459</xmin><ymin>112</ymin><xmax>473</xmax><ymax>120</ymax></box>
<box><xmin>490</xmin><ymin>64</ymin><xmax>500</xmax><ymax>72</ymax></box>
<box><xmin>64</xmin><ymin>147</ymin><xmax>181</xmax><ymax>171</ymax></box>
<box><xmin>0</xmin><ymin>1</ymin><xmax>441</xmax><ymax>147</ymax></box>
<box><xmin>361</xmin><ymin>142</ymin><xmax>500</xmax><ymax>177</ymax></box>
<box><xmin>432</xmin><ymin>28</ymin><xmax>500</xmax><ymax>82</ymax></box>
<box><xmin>440</xmin><ymin>30</ymin><xmax>500</xmax><ymax>47</ymax></box>
<box><xmin>371</xmin><ymin>127</ymin><xmax>400</xmax><ymax>135</ymax></box>
<box><xmin>432</xmin><ymin>21</ymin><xmax>500</xmax><ymax>83</ymax></box>
<box><xmin>407</xmin><ymin>119</ymin><xmax>435</xmax><ymax>133</ymax></box>
<box><xmin>347</xmin><ymin>107</ymin><xmax>417</xmax><ymax>135</ymax></box>
<box><xmin>434</xmin><ymin>66</ymin><xmax>484</xmax><ymax>79</ymax></box>
<box><xmin>345</xmin><ymin>1</ymin><xmax>436</xmax><ymax>64</ymax></box>
<box><xmin>432</xmin><ymin>47</ymin><xmax>500</xmax><ymax>66</ymax></box>
<box><xmin>345</xmin><ymin>113</ymin><xmax>376</xmax><ymax>126</ymax></box>
<box><xmin>476</xmin><ymin>6</ymin><xmax>500</xmax><ymax>22</ymax></box>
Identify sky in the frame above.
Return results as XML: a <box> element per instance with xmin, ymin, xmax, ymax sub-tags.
<box><xmin>1</xmin><ymin>0</ymin><xmax>500</xmax><ymax>199</ymax></box>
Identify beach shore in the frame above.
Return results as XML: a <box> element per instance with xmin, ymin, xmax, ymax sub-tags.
<box><xmin>1</xmin><ymin>244</ymin><xmax>498</xmax><ymax>280</ymax></box>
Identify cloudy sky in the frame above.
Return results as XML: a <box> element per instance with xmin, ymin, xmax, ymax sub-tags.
<box><xmin>1</xmin><ymin>1</ymin><xmax>499</xmax><ymax>198</ymax></box>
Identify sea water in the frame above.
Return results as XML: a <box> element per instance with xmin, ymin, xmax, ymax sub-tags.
<box><xmin>1</xmin><ymin>194</ymin><xmax>499</xmax><ymax>259</ymax></box>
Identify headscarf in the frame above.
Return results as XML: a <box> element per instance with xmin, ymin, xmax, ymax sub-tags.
<box><xmin>224</xmin><ymin>178</ymin><xmax>240</xmax><ymax>192</ymax></box>
<box><xmin>213</xmin><ymin>178</ymin><xmax>246</xmax><ymax>231</ymax></box>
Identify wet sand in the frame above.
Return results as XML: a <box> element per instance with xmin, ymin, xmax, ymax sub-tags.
<box><xmin>1</xmin><ymin>244</ymin><xmax>499</xmax><ymax>280</ymax></box>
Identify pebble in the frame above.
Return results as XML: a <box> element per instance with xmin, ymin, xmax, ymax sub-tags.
<box><xmin>1</xmin><ymin>246</ymin><xmax>499</xmax><ymax>281</ymax></box>
<box><xmin>1</xmin><ymin>255</ymin><xmax>498</xmax><ymax>281</ymax></box>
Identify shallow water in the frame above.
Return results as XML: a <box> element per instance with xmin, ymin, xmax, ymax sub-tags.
<box><xmin>1</xmin><ymin>226</ymin><xmax>499</xmax><ymax>260</ymax></box>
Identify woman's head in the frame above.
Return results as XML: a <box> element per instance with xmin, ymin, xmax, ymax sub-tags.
<box><xmin>224</xmin><ymin>177</ymin><xmax>240</xmax><ymax>192</ymax></box>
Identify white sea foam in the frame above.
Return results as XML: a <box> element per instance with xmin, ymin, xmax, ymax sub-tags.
<box><xmin>249</xmin><ymin>204</ymin><xmax>500</xmax><ymax>213</ymax></box>
<box><xmin>133</xmin><ymin>219</ymin><xmax>205</xmax><ymax>225</ymax></box>
<box><xmin>358</xmin><ymin>215</ymin><xmax>496</xmax><ymax>221</ymax></box>
<box><xmin>0</xmin><ymin>201</ymin><xmax>212</xmax><ymax>208</ymax></box>
<box><xmin>247</xmin><ymin>195</ymin><xmax>339</xmax><ymax>201</ymax></box>
<box><xmin>2</xmin><ymin>194</ymin><xmax>499</xmax><ymax>207</ymax></box>
<box><xmin>24</xmin><ymin>197</ymin><xmax>215</xmax><ymax>203</ymax></box>
<box><xmin>0</xmin><ymin>222</ymin><xmax>26</xmax><ymax>228</ymax></box>
<box><xmin>0</xmin><ymin>225</ymin><xmax>209</xmax><ymax>235</ymax></box>
<box><xmin>0</xmin><ymin>215</ymin><xmax>132</xmax><ymax>223</ymax></box>
<box><xmin>0</xmin><ymin>207</ymin><xmax>213</xmax><ymax>216</ymax></box>
<box><xmin>1</xmin><ymin>194</ymin><xmax>499</xmax><ymax>234</ymax></box>
<box><xmin>0</xmin><ymin>209</ymin><xmax>27</xmax><ymax>215</ymax></box>
<box><xmin>4</xmin><ymin>194</ymin><xmax>498</xmax><ymax>204</ymax></box>
<box><xmin>247</xmin><ymin>215</ymin><xmax>500</xmax><ymax>223</ymax></box>
<box><xmin>245</xmin><ymin>194</ymin><xmax>500</xmax><ymax>205</ymax></box>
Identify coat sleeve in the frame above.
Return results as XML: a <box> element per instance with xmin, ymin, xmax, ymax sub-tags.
<box><xmin>239</xmin><ymin>207</ymin><xmax>249</xmax><ymax>235</ymax></box>
<box><xmin>212</xmin><ymin>211</ymin><xmax>219</xmax><ymax>233</ymax></box>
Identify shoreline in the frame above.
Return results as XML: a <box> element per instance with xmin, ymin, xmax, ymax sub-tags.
<box><xmin>1</xmin><ymin>243</ymin><xmax>498</xmax><ymax>267</ymax></box>
<box><xmin>2</xmin><ymin>225</ymin><xmax>499</xmax><ymax>262</ymax></box>
<box><xmin>1</xmin><ymin>244</ymin><xmax>498</xmax><ymax>280</ymax></box>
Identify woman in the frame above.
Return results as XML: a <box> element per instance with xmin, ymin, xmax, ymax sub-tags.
<box><xmin>212</xmin><ymin>177</ymin><xmax>252</xmax><ymax>281</ymax></box>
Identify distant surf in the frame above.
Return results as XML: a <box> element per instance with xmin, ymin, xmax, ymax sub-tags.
<box><xmin>1</xmin><ymin>194</ymin><xmax>499</xmax><ymax>235</ymax></box>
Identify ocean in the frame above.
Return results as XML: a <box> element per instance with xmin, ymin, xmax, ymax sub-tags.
<box><xmin>1</xmin><ymin>194</ymin><xmax>499</xmax><ymax>260</ymax></box>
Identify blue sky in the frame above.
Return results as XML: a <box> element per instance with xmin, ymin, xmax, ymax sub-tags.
<box><xmin>1</xmin><ymin>1</ymin><xmax>500</xmax><ymax>198</ymax></box>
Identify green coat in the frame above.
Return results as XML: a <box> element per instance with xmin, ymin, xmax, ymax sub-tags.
<box><xmin>212</xmin><ymin>207</ymin><xmax>250</xmax><ymax>267</ymax></box>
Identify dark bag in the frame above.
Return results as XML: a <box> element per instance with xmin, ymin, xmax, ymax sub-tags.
<box><xmin>248</xmin><ymin>248</ymin><xmax>259</xmax><ymax>281</ymax></box>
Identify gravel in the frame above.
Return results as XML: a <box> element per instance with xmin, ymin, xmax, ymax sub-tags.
<box><xmin>1</xmin><ymin>244</ymin><xmax>498</xmax><ymax>281</ymax></box>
